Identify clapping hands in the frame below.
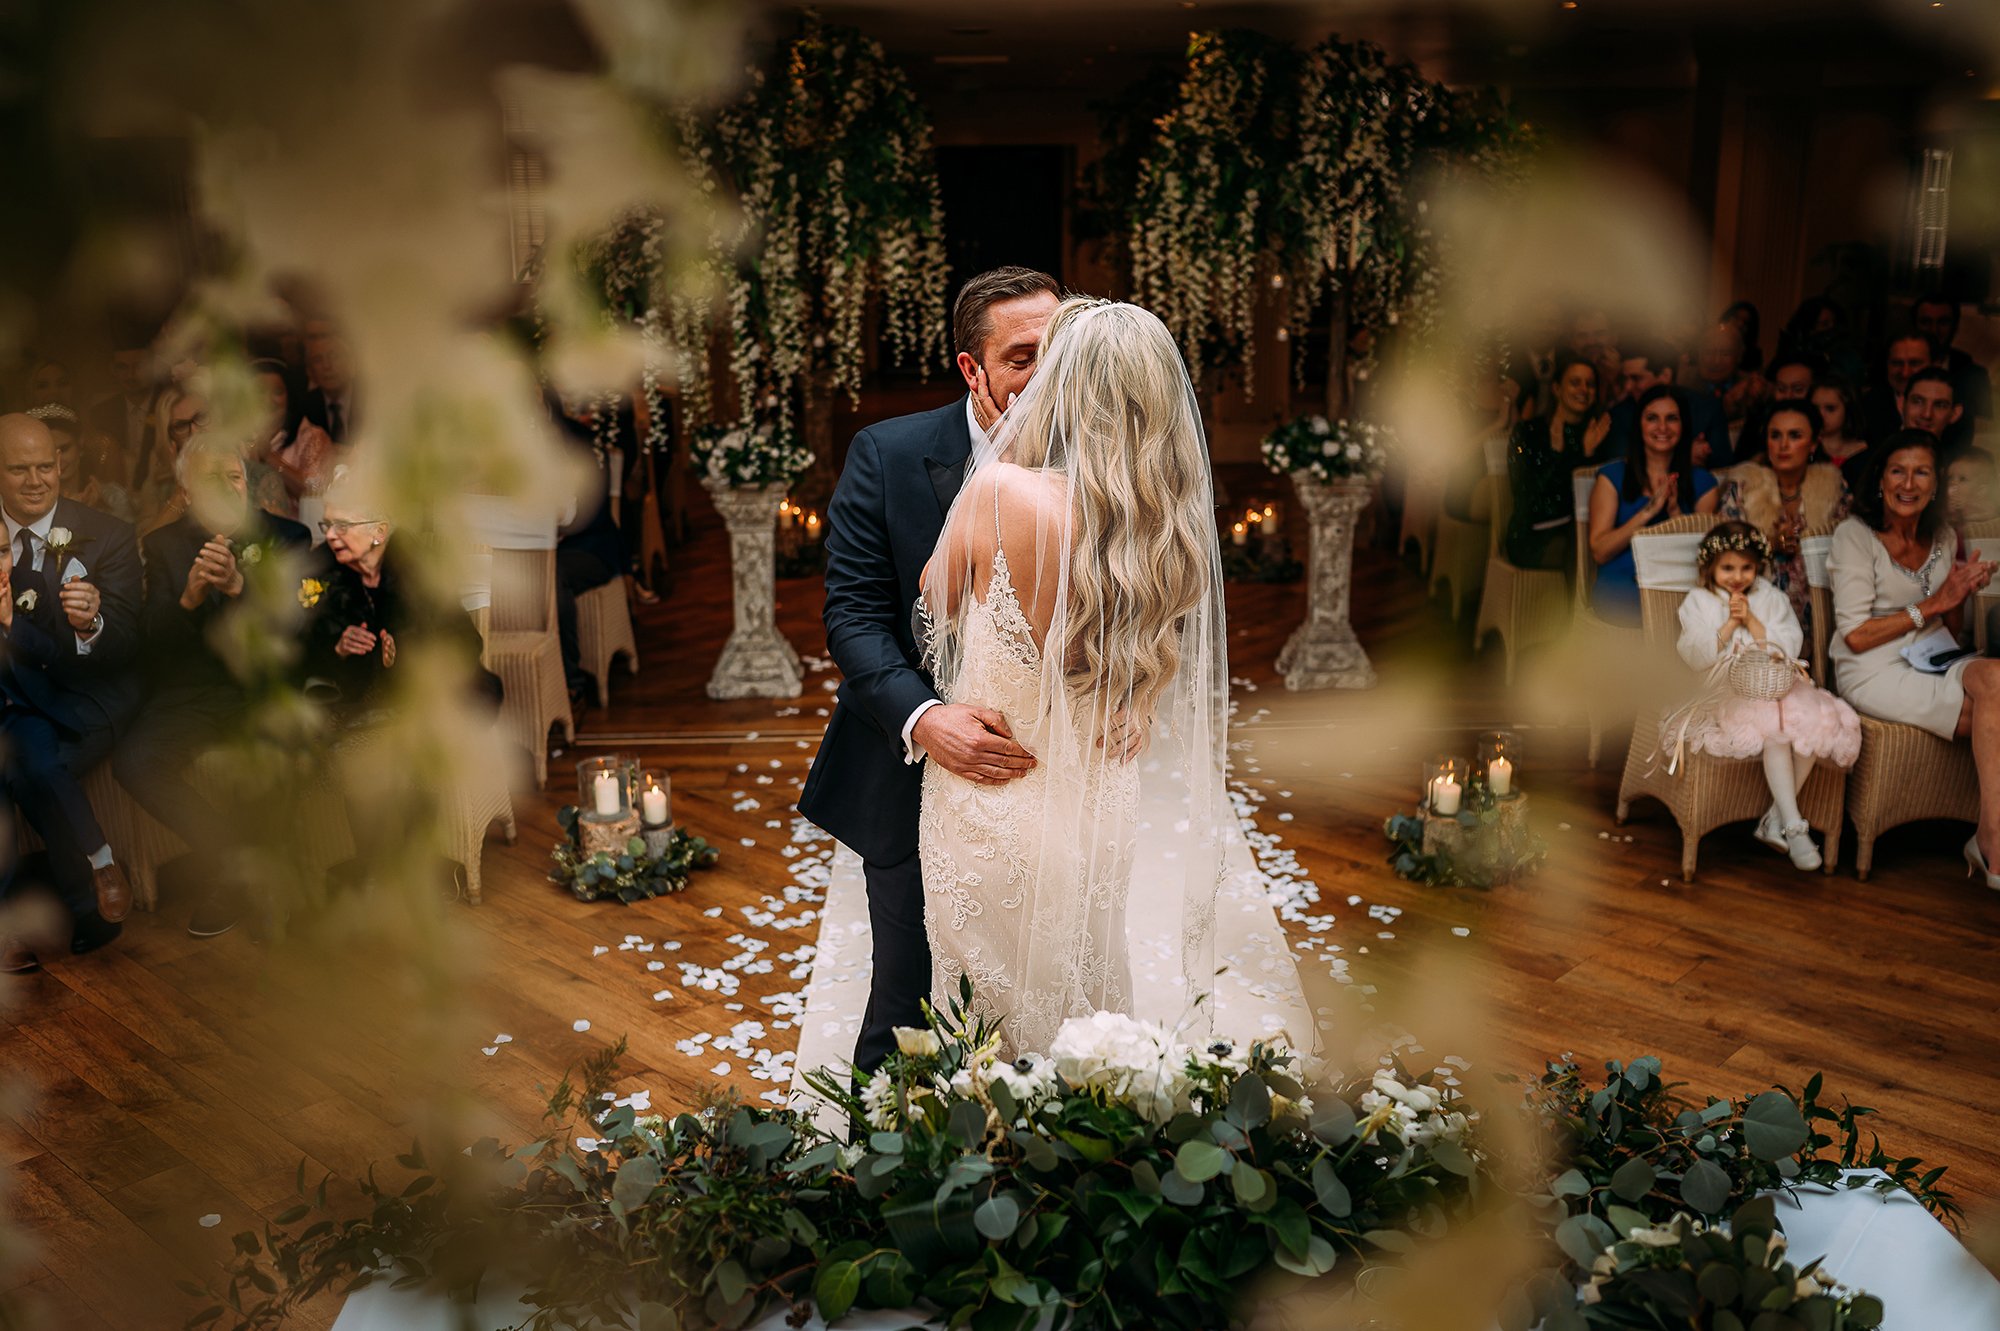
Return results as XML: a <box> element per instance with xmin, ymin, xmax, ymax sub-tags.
<box><xmin>1934</xmin><ymin>555</ymin><xmax>1997</xmax><ymax>613</ymax></box>
<box><xmin>180</xmin><ymin>536</ymin><xmax>243</xmax><ymax>608</ymax></box>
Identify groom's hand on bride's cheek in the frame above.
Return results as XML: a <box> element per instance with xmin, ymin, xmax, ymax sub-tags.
<box><xmin>915</xmin><ymin>703</ymin><xmax>1036</xmax><ymax>785</ymax></box>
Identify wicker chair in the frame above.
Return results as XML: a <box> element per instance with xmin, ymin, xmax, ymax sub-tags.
<box><xmin>483</xmin><ymin>545</ymin><xmax>574</xmax><ymax>787</ymax></box>
<box><xmin>577</xmin><ymin>578</ymin><xmax>640</xmax><ymax>707</ymax></box>
<box><xmin>1429</xmin><ymin>474</ymin><xmax>1493</xmax><ymax>621</ymax></box>
<box><xmin>1806</xmin><ymin>576</ymin><xmax>1978</xmax><ymax>881</ymax></box>
<box><xmin>1398</xmin><ymin>470</ymin><xmax>1441</xmax><ymax>573</ymax></box>
<box><xmin>1473</xmin><ymin>479</ymin><xmax>1571</xmax><ymax>686</ymax></box>
<box><xmin>1614</xmin><ymin>518</ymin><xmax>1845</xmax><ymax>880</ymax></box>
<box><xmin>1963</xmin><ymin>519</ymin><xmax>2000</xmax><ymax>655</ymax></box>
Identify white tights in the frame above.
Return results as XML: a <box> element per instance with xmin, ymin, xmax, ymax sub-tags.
<box><xmin>1760</xmin><ymin>742</ymin><xmax>1817</xmax><ymax>830</ymax></box>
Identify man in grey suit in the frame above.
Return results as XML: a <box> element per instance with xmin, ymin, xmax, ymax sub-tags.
<box><xmin>798</xmin><ymin>267</ymin><xmax>1060</xmax><ymax>1071</ymax></box>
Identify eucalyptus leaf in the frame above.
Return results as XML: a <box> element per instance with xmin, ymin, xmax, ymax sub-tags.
<box><xmin>1681</xmin><ymin>1158</ymin><xmax>1733</xmax><ymax>1213</ymax></box>
<box><xmin>1555</xmin><ymin>1213</ymin><xmax>1617</xmax><ymax>1268</ymax></box>
<box><xmin>1175</xmin><ymin>1140</ymin><xmax>1228</xmax><ymax>1183</ymax></box>
<box><xmin>974</xmin><ymin>1194</ymin><xmax>1022</xmax><ymax>1241</ymax></box>
<box><xmin>1609</xmin><ymin>1156</ymin><xmax>1656</xmax><ymax>1203</ymax></box>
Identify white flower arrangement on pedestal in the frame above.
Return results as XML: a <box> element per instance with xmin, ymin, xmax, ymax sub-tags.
<box><xmin>1260</xmin><ymin>414</ymin><xmax>1393</xmax><ymax>484</ymax></box>
<box><xmin>689</xmin><ymin>421</ymin><xmax>812</xmax><ymax>491</ymax></box>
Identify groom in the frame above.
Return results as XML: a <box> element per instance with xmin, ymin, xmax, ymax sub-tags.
<box><xmin>800</xmin><ymin>266</ymin><xmax>1060</xmax><ymax>1071</ymax></box>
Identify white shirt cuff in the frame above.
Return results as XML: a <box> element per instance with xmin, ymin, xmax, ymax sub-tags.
<box><xmin>901</xmin><ymin>698</ymin><xmax>944</xmax><ymax>765</ymax></box>
<box><xmin>74</xmin><ymin>625</ymin><xmax>98</xmax><ymax>655</ymax></box>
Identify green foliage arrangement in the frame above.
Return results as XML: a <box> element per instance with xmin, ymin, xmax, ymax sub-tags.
<box><xmin>550</xmin><ymin>807</ymin><xmax>717</xmax><ymax>903</ymax></box>
<box><xmin>189</xmin><ymin>993</ymin><xmax>1956</xmax><ymax>1331</ymax></box>
<box><xmin>1260</xmin><ymin>414</ymin><xmax>1394</xmax><ymax>484</ymax></box>
<box><xmin>687</xmin><ymin>421</ymin><xmax>813</xmax><ymax>491</ymax></box>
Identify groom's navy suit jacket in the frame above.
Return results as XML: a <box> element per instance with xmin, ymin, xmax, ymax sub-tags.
<box><xmin>799</xmin><ymin>397</ymin><xmax>970</xmax><ymax>865</ymax></box>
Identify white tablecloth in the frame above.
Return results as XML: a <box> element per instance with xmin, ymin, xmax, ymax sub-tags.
<box><xmin>331</xmin><ymin>1171</ymin><xmax>1997</xmax><ymax>1330</ymax></box>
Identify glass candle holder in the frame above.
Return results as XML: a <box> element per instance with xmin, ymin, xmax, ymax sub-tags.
<box><xmin>1479</xmin><ymin>731</ymin><xmax>1520</xmax><ymax>798</ymax></box>
<box><xmin>1424</xmin><ymin>753</ymin><xmax>1467</xmax><ymax>817</ymax></box>
<box><xmin>637</xmin><ymin>771</ymin><xmax>674</xmax><ymax>829</ymax></box>
<box><xmin>576</xmin><ymin>755</ymin><xmax>632</xmax><ymax>822</ymax></box>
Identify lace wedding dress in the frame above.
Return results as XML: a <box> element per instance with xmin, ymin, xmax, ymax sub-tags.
<box><xmin>917</xmin><ymin>541</ymin><xmax>1140</xmax><ymax>1057</ymax></box>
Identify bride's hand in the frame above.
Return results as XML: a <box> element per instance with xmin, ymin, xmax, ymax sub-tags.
<box><xmin>1097</xmin><ymin>708</ymin><xmax>1148</xmax><ymax>763</ymax></box>
<box><xmin>970</xmin><ymin>368</ymin><xmax>1007</xmax><ymax>432</ymax></box>
<box><xmin>915</xmin><ymin>703</ymin><xmax>1036</xmax><ymax>785</ymax></box>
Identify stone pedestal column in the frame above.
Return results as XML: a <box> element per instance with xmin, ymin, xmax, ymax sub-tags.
<box><xmin>704</xmin><ymin>479</ymin><xmax>804</xmax><ymax>700</ymax></box>
<box><xmin>1275</xmin><ymin>473</ymin><xmax>1377</xmax><ymax>691</ymax></box>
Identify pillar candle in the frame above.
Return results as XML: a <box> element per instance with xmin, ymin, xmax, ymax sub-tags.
<box><xmin>1430</xmin><ymin>776</ymin><xmax>1462</xmax><ymax>816</ymax></box>
<box><xmin>1488</xmin><ymin>757</ymin><xmax>1513</xmax><ymax>797</ymax></box>
<box><xmin>1231</xmin><ymin>522</ymin><xmax>1248</xmax><ymax>547</ymax></box>
<box><xmin>642</xmin><ymin>784</ymin><xmax>670</xmax><ymax>826</ymax></box>
<box><xmin>593</xmin><ymin>771</ymin><xmax>622</xmax><ymax>817</ymax></box>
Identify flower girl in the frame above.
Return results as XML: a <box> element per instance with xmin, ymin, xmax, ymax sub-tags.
<box><xmin>1675</xmin><ymin>521</ymin><xmax>1860</xmax><ymax>870</ymax></box>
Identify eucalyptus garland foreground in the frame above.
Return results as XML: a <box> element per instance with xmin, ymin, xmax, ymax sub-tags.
<box><xmin>192</xmin><ymin>984</ymin><xmax>1957</xmax><ymax>1331</ymax></box>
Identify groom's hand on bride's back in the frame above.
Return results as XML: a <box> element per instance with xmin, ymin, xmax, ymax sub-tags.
<box><xmin>914</xmin><ymin>704</ymin><xmax>1036</xmax><ymax>784</ymax></box>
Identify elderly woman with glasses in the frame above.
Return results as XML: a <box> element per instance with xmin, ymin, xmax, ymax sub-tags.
<box><xmin>300</xmin><ymin>475</ymin><xmax>500</xmax><ymax>720</ymax></box>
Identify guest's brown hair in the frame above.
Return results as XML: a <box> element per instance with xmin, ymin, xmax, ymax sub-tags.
<box><xmin>951</xmin><ymin>267</ymin><xmax>1061</xmax><ymax>360</ymax></box>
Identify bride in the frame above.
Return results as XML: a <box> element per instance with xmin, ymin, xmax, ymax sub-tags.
<box><xmin>916</xmin><ymin>296</ymin><xmax>1232</xmax><ymax>1056</ymax></box>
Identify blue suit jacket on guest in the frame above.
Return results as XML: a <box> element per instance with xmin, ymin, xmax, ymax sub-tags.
<box><xmin>798</xmin><ymin>397</ymin><xmax>970</xmax><ymax>865</ymax></box>
<box><xmin>1</xmin><ymin>497</ymin><xmax>144</xmax><ymax>736</ymax></box>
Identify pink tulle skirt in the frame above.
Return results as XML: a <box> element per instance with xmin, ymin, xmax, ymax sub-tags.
<box><xmin>1687</xmin><ymin>679</ymin><xmax>1861</xmax><ymax>766</ymax></box>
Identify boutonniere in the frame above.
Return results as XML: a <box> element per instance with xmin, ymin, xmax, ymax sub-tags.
<box><xmin>298</xmin><ymin>577</ymin><xmax>327</xmax><ymax>609</ymax></box>
<box><xmin>230</xmin><ymin>535</ymin><xmax>268</xmax><ymax>566</ymax></box>
<box><xmin>14</xmin><ymin>589</ymin><xmax>36</xmax><ymax>612</ymax></box>
<box><xmin>43</xmin><ymin>527</ymin><xmax>73</xmax><ymax>563</ymax></box>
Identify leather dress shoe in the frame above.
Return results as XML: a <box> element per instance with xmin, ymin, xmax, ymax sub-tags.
<box><xmin>70</xmin><ymin>912</ymin><xmax>122</xmax><ymax>955</ymax></box>
<box><xmin>0</xmin><ymin>940</ymin><xmax>37</xmax><ymax>974</ymax></box>
<box><xmin>93</xmin><ymin>862</ymin><xmax>132</xmax><ymax>922</ymax></box>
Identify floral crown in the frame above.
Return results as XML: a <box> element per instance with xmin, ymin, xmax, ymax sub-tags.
<box><xmin>25</xmin><ymin>403</ymin><xmax>77</xmax><ymax>426</ymax></box>
<box><xmin>1696</xmin><ymin>525</ymin><xmax>1771</xmax><ymax>568</ymax></box>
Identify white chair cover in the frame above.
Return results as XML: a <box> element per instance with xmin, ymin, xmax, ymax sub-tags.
<box><xmin>1800</xmin><ymin>534</ymin><xmax>1834</xmax><ymax>590</ymax></box>
<box><xmin>461</xmin><ymin>495</ymin><xmax>558</xmax><ymax>550</ymax></box>
<box><xmin>298</xmin><ymin>494</ymin><xmax>326</xmax><ymax>547</ymax></box>
<box><xmin>1967</xmin><ymin>536</ymin><xmax>2000</xmax><ymax>566</ymax></box>
<box><xmin>1482</xmin><ymin>431</ymin><xmax>1509</xmax><ymax>476</ymax></box>
<box><xmin>1572</xmin><ymin>469</ymin><xmax>1598</xmax><ymax>522</ymax></box>
<box><xmin>1631</xmin><ymin>531</ymin><xmax>1708</xmax><ymax>592</ymax></box>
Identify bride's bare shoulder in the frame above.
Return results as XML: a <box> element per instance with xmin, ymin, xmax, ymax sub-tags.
<box><xmin>981</xmin><ymin>463</ymin><xmax>1068</xmax><ymax>532</ymax></box>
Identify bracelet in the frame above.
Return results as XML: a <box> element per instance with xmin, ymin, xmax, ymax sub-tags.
<box><xmin>1905</xmin><ymin>603</ymin><xmax>1925</xmax><ymax>631</ymax></box>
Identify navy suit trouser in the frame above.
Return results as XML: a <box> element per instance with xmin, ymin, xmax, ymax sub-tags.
<box><xmin>854</xmin><ymin>847</ymin><xmax>933</xmax><ymax>1074</ymax></box>
<box><xmin>3</xmin><ymin>708</ymin><xmax>115</xmax><ymax>917</ymax></box>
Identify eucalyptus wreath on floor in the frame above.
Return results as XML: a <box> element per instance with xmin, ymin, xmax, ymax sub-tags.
<box><xmin>190</xmin><ymin>979</ymin><xmax>1957</xmax><ymax>1331</ymax></box>
<box><xmin>591</xmin><ymin>15</ymin><xmax>949</xmax><ymax>440</ymax></box>
<box><xmin>549</xmin><ymin>806</ymin><xmax>717</xmax><ymax>904</ymax></box>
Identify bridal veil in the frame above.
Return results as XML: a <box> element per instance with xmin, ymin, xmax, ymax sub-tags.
<box><xmin>919</xmin><ymin>297</ymin><xmax>1230</xmax><ymax>1052</ymax></box>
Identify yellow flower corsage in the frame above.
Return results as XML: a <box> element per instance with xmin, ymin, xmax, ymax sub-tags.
<box><xmin>298</xmin><ymin>577</ymin><xmax>327</xmax><ymax>609</ymax></box>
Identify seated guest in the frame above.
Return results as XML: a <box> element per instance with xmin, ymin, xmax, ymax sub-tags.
<box><xmin>111</xmin><ymin>438</ymin><xmax>311</xmax><ymax>938</ymax></box>
<box><xmin>253</xmin><ymin>358</ymin><xmax>336</xmax><ymax>517</ymax></box>
<box><xmin>1861</xmin><ymin>332</ymin><xmax>1935</xmax><ymax>444</ymax></box>
<box><xmin>1775</xmin><ymin>296</ymin><xmax>1843</xmax><ymax>363</ymax></box>
<box><xmin>29</xmin><ymin>403</ymin><xmax>133</xmax><ymax>520</ymax></box>
<box><xmin>299</xmin><ymin>474</ymin><xmax>500</xmax><ymax>895</ymax></box>
<box><xmin>1913</xmin><ymin>292</ymin><xmax>1993</xmax><ymax>430</ymax></box>
<box><xmin>1721</xmin><ymin>299</ymin><xmax>1765</xmax><ymax>374</ymax></box>
<box><xmin>1765</xmin><ymin>353</ymin><xmax>1816</xmax><ymax>402</ymax></box>
<box><xmin>1811</xmin><ymin>378</ymin><xmax>1870</xmax><ymax>480</ymax></box>
<box><xmin>0</xmin><ymin>413</ymin><xmax>141</xmax><ymax>972</ymax></box>
<box><xmin>1899</xmin><ymin>367</ymin><xmax>1967</xmax><ymax>460</ymax></box>
<box><xmin>1827</xmin><ymin>430</ymin><xmax>2000</xmax><ymax>883</ymax></box>
<box><xmin>1948</xmin><ymin>447</ymin><xmax>1998</xmax><ymax>531</ymax></box>
<box><xmin>134</xmin><ymin>382</ymin><xmax>206</xmax><ymax>532</ymax></box>
<box><xmin>1715</xmin><ymin>400</ymin><xmax>1850</xmax><ymax>646</ymax></box>
<box><xmin>549</xmin><ymin>396</ymin><xmax>629</xmax><ymax>708</ymax></box>
<box><xmin>22</xmin><ymin>356</ymin><xmax>73</xmax><ymax>410</ymax></box>
<box><xmin>1504</xmin><ymin>352</ymin><xmax>1607</xmax><ymax>571</ymax></box>
<box><xmin>1687</xmin><ymin>323</ymin><xmax>1761</xmax><ymax>467</ymax></box>
<box><xmin>1586</xmin><ymin>384</ymin><xmax>1721</xmax><ymax>625</ymax></box>
<box><xmin>1596</xmin><ymin>342</ymin><xmax>1727</xmax><ymax>468</ymax></box>
<box><xmin>301</xmin><ymin>320</ymin><xmax>359</xmax><ymax>443</ymax></box>
<box><xmin>299</xmin><ymin>474</ymin><xmax>499</xmax><ymax>722</ymax></box>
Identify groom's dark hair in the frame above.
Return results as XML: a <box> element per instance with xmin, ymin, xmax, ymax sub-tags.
<box><xmin>953</xmin><ymin>267</ymin><xmax>1061</xmax><ymax>359</ymax></box>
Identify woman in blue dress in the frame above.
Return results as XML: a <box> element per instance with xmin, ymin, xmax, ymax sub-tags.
<box><xmin>1586</xmin><ymin>383</ymin><xmax>1720</xmax><ymax>625</ymax></box>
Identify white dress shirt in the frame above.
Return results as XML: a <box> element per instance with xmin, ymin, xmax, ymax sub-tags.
<box><xmin>4</xmin><ymin>505</ymin><xmax>100</xmax><ymax>652</ymax></box>
<box><xmin>897</xmin><ymin>397</ymin><xmax>991</xmax><ymax>763</ymax></box>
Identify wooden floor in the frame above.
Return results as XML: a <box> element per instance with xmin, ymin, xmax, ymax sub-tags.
<box><xmin>5</xmin><ymin>476</ymin><xmax>1997</xmax><ymax>1328</ymax></box>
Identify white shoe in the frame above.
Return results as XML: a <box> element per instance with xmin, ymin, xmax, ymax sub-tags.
<box><xmin>1753</xmin><ymin>807</ymin><xmax>1787</xmax><ymax>855</ymax></box>
<box><xmin>1781</xmin><ymin>822</ymin><xmax>1822</xmax><ymax>872</ymax></box>
<box><xmin>1966</xmin><ymin>836</ymin><xmax>2000</xmax><ymax>890</ymax></box>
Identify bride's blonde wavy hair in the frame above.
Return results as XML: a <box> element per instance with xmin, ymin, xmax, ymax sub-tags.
<box><xmin>1004</xmin><ymin>297</ymin><xmax>1215</xmax><ymax>713</ymax></box>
